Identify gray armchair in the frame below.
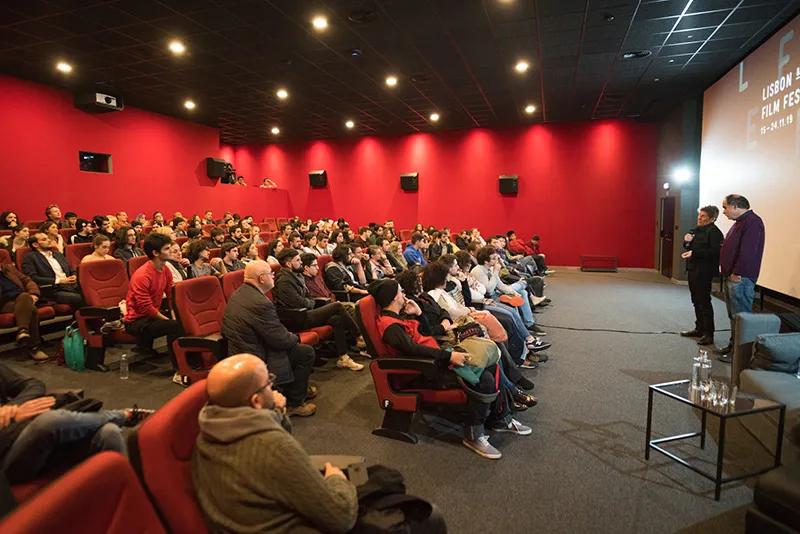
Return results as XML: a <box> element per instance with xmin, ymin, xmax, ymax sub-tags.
<box><xmin>731</xmin><ymin>312</ymin><xmax>782</xmax><ymax>387</ymax></box>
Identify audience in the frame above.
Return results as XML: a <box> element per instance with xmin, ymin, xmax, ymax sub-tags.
<box><xmin>112</xmin><ymin>226</ymin><xmax>145</xmax><ymax>267</ymax></box>
<box><xmin>266</xmin><ymin>239</ymin><xmax>284</xmax><ymax>266</ymax></box>
<box><xmin>63</xmin><ymin>212</ymin><xmax>78</xmax><ymax>229</ymax></box>
<box><xmin>1</xmin><ymin>225</ymin><xmax>29</xmax><ymax>254</ymax></box>
<box><xmin>44</xmin><ymin>204</ymin><xmax>62</xmax><ymax>228</ymax></box>
<box><xmin>209</xmin><ymin>227</ymin><xmax>226</xmax><ymax>248</ymax></box>
<box><xmin>81</xmin><ymin>234</ymin><xmax>114</xmax><ymax>263</ymax></box>
<box><xmin>70</xmin><ymin>219</ymin><xmax>93</xmax><ymax>244</ymax></box>
<box><xmin>220</xmin><ymin>242</ymin><xmax>246</xmax><ymax>273</ymax></box>
<box><xmin>38</xmin><ymin>220</ymin><xmax>64</xmax><ymax>254</ymax></box>
<box><xmin>0</xmin><ymin>260</ymin><xmax>48</xmax><ymax>361</ymax></box>
<box><xmin>324</xmin><ymin>245</ymin><xmax>368</xmax><ymax>299</ymax></box>
<box><xmin>366</xmin><ymin>245</ymin><xmax>394</xmax><ymax>281</ymax></box>
<box><xmin>0</xmin><ymin>211</ymin><xmax>19</xmax><ymax>230</ymax></box>
<box><xmin>172</xmin><ymin>217</ymin><xmax>188</xmax><ymax>237</ymax></box>
<box><xmin>166</xmin><ymin>242</ymin><xmax>189</xmax><ymax>282</ymax></box>
<box><xmin>240</xmin><ymin>241</ymin><xmax>259</xmax><ymax>264</ymax></box>
<box><xmin>22</xmin><ymin>232</ymin><xmax>84</xmax><ymax>308</ymax></box>
<box><xmin>186</xmin><ymin>240</ymin><xmax>222</xmax><ymax>279</ymax></box>
<box><xmin>403</xmin><ymin>233</ymin><xmax>427</xmax><ymax>267</ymax></box>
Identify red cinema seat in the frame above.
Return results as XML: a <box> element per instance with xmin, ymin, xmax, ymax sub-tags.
<box><xmin>65</xmin><ymin>243</ymin><xmax>93</xmax><ymax>270</ymax></box>
<box><xmin>355</xmin><ymin>295</ymin><xmax>467</xmax><ymax>444</ymax></box>
<box><xmin>259</xmin><ymin>231</ymin><xmax>274</xmax><ymax>243</ymax></box>
<box><xmin>0</xmin><ymin>249</ymin><xmax>11</xmax><ymax>265</ymax></box>
<box><xmin>171</xmin><ymin>277</ymin><xmax>227</xmax><ymax>385</ymax></box>
<box><xmin>14</xmin><ymin>247</ymin><xmax>30</xmax><ymax>271</ymax></box>
<box><xmin>58</xmin><ymin>228</ymin><xmax>75</xmax><ymax>243</ymax></box>
<box><xmin>256</xmin><ymin>243</ymin><xmax>269</xmax><ymax>259</ymax></box>
<box><xmin>208</xmin><ymin>247</ymin><xmax>222</xmax><ymax>260</ymax></box>
<box><xmin>400</xmin><ymin>229</ymin><xmax>412</xmax><ymax>241</ymax></box>
<box><xmin>24</xmin><ymin>220</ymin><xmax>43</xmax><ymax>230</ymax></box>
<box><xmin>0</xmin><ymin>249</ymin><xmax>57</xmax><ymax>330</ymax></box>
<box><xmin>128</xmin><ymin>255</ymin><xmax>150</xmax><ymax>276</ymax></box>
<box><xmin>0</xmin><ymin>452</ymin><xmax>166</xmax><ymax>534</ymax></box>
<box><xmin>221</xmin><ymin>269</ymin><xmax>244</xmax><ymax>301</ymax></box>
<box><xmin>276</xmin><ymin>217</ymin><xmax>289</xmax><ymax>226</ymax></box>
<box><xmin>262</xmin><ymin>217</ymin><xmax>278</xmax><ymax>231</ymax></box>
<box><xmin>128</xmin><ymin>381</ymin><xmax>208</xmax><ymax>534</ymax></box>
<box><xmin>76</xmin><ymin>259</ymin><xmax>137</xmax><ymax>372</ymax></box>
<box><xmin>0</xmin><ymin>230</ymin><xmax>11</xmax><ymax>239</ymax></box>
<box><xmin>176</xmin><ymin>236</ymin><xmax>188</xmax><ymax>247</ymax></box>
<box><xmin>141</xmin><ymin>225</ymin><xmax>153</xmax><ymax>236</ymax></box>
<box><xmin>201</xmin><ymin>224</ymin><xmax>216</xmax><ymax>235</ymax></box>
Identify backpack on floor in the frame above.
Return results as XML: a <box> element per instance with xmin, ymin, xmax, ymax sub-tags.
<box><xmin>63</xmin><ymin>323</ymin><xmax>86</xmax><ymax>372</ymax></box>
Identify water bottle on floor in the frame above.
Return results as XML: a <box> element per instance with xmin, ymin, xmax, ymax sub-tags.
<box><xmin>120</xmin><ymin>353</ymin><xmax>129</xmax><ymax>380</ymax></box>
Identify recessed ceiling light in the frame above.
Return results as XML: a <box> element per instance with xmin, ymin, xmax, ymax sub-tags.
<box><xmin>56</xmin><ymin>61</ymin><xmax>72</xmax><ymax>73</ymax></box>
<box><xmin>515</xmin><ymin>60</ymin><xmax>529</xmax><ymax>73</ymax></box>
<box><xmin>430</xmin><ymin>112</ymin><xmax>440</xmax><ymax>122</ymax></box>
<box><xmin>276</xmin><ymin>89</ymin><xmax>288</xmax><ymax>99</ymax></box>
<box><xmin>687</xmin><ymin>35</ymin><xmax>693</xmax><ymax>39</ymax></box>
<box><xmin>622</xmin><ymin>50</ymin><xmax>651</xmax><ymax>60</ymax></box>
<box><xmin>312</xmin><ymin>16</ymin><xmax>328</xmax><ymax>30</ymax></box>
<box><xmin>386</xmin><ymin>75</ymin><xmax>398</xmax><ymax>86</ymax></box>
<box><xmin>525</xmin><ymin>104</ymin><xmax>535</xmax><ymax>114</ymax></box>
<box><xmin>654</xmin><ymin>78</ymin><xmax>660</xmax><ymax>82</ymax></box>
<box><xmin>603</xmin><ymin>12</ymin><xmax>615</xmax><ymax>21</ymax></box>
<box><xmin>345</xmin><ymin>120</ymin><xmax>355</xmax><ymax>129</ymax></box>
<box><xmin>169</xmin><ymin>40</ymin><xmax>185</xmax><ymax>55</ymax></box>
<box><xmin>669</xmin><ymin>59</ymin><xmax>674</xmax><ymax>63</ymax></box>
<box><xmin>184</xmin><ymin>100</ymin><xmax>195</xmax><ymax>110</ymax></box>
<box><xmin>271</xmin><ymin>127</ymin><xmax>280</xmax><ymax>134</ymax></box>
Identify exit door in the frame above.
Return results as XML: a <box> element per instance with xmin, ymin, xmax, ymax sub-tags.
<box><xmin>660</xmin><ymin>196</ymin><xmax>676</xmax><ymax>278</ymax></box>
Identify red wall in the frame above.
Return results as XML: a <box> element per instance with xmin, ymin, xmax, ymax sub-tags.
<box><xmin>0</xmin><ymin>75</ymin><xmax>290</xmax><ymax>222</ymax></box>
<box><xmin>224</xmin><ymin>121</ymin><xmax>658</xmax><ymax>267</ymax></box>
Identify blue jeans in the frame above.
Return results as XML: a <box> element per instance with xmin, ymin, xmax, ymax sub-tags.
<box><xmin>1</xmin><ymin>409</ymin><xmax>126</xmax><ymax>484</ymax></box>
<box><xmin>723</xmin><ymin>277</ymin><xmax>756</xmax><ymax>345</ymax></box>
<box><xmin>486</xmin><ymin>303</ymin><xmax>530</xmax><ymax>362</ymax></box>
<box><xmin>498</xmin><ymin>361</ymin><xmax>516</xmax><ymax>394</ymax></box>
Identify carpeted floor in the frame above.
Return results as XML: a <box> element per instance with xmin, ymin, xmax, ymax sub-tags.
<box><xmin>2</xmin><ymin>270</ymin><xmax>778</xmax><ymax>533</ymax></box>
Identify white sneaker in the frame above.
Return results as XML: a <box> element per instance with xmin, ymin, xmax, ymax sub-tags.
<box><xmin>172</xmin><ymin>372</ymin><xmax>188</xmax><ymax>387</ymax></box>
<box><xmin>530</xmin><ymin>295</ymin><xmax>547</xmax><ymax>306</ymax></box>
<box><xmin>462</xmin><ymin>435</ymin><xmax>502</xmax><ymax>459</ymax></box>
<box><xmin>337</xmin><ymin>355</ymin><xmax>364</xmax><ymax>371</ymax></box>
<box><xmin>545</xmin><ymin>270</ymin><xmax>555</xmax><ymax>275</ymax></box>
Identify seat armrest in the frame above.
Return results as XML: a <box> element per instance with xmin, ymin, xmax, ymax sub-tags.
<box><xmin>177</xmin><ymin>334</ymin><xmax>227</xmax><ymax>358</ymax></box>
<box><xmin>377</xmin><ymin>357</ymin><xmax>439</xmax><ymax>380</ymax></box>
<box><xmin>331</xmin><ymin>290</ymin><xmax>350</xmax><ymax>303</ymax></box>
<box><xmin>732</xmin><ymin>313</ymin><xmax>782</xmax><ymax>386</ymax></box>
<box><xmin>313</xmin><ymin>298</ymin><xmax>331</xmax><ymax>309</ymax></box>
<box><xmin>46</xmin><ymin>388</ymin><xmax>84</xmax><ymax>398</ymax></box>
<box><xmin>78</xmin><ymin>306</ymin><xmax>121</xmax><ymax>322</ymax></box>
<box><xmin>277</xmin><ymin>307</ymin><xmax>309</xmax><ymax>330</ymax></box>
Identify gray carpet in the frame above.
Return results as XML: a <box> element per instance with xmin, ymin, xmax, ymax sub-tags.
<box><xmin>2</xmin><ymin>271</ymin><xmax>775</xmax><ymax>533</ymax></box>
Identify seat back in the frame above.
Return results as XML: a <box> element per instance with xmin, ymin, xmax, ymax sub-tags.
<box><xmin>208</xmin><ymin>247</ymin><xmax>222</xmax><ymax>259</ymax></box>
<box><xmin>0</xmin><ymin>452</ymin><xmax>166</xmax><ymax>534</ymax></box>
<box><xmin>141</xmin><ymin>225</ymin><xmax>153</xmax><ymax>235</ymax></box>
<box><xmin>128</xmin><ymin>255</ymin><xmax>150</xmax><ymax>276</ymax></box>
<box><xmin>270</xmin><ymin>263</ymin><xmax>281</xmax><ymax>275</ymax></box>
<box><xmin>201</xmin><ymin>224</ymin><xmax>216</xmax><ymax>235</ymax></box>
<box><xmin>0</xmin><ymin>249</ymin><xmax>11</xmax><ymax>265</ymax></box>
<box><xmin>128</xmin><ymin>381</ymin><xmax>208</xmax><ymax>534</ymax></box>
<box><xmin>317</xmin><ymin>254</ymin><xmax>333</xmax><ymax>272</ymax></box>
<box><xmin>25</xmin><ymin>220</ymin><xmax>43</xmax><ymax>230</ymax></box>
<box><xmin>65</xmin><ymin>243</ymin><xmax>93</xmax><ymax>269</ymax></box>
<box><xmin>259</xmin><ymin>231</ymin><xmax>274</xmax><ymax>243</ymax></box>
<box><xmin>173</xmin><ymin>277</ymin><xmax>226</xmax><ymax>336</ymax></box>
<box><xmin>15</xmin><ymin>247</ymin><xmax>31</xmax><ymax>271</ymax></box>
<box><xmin>222</xmin><ymin>270</ymin><xmax>244</xmax><ymax>301</ymax></box>
<box><xmin>176</xmin><ymin>236</ymin><xmax>188</xmax><ymax>247</ymax></box>
<box><xmin>355</xmin><ymin>296</ymin><xmax>391</xmax><ymax>359</ymax></box>
<box><xmin>276</xmin><ymin>217</ymin><xmax>288</xmax><ymax>226</ymax></box>
<box><xmin>0</xmin><ymin>229</ymin><xmax>11</xmax><ymax>238</ymax></box>
<box><xmin>256</xmin><ymin>243</ymin><xmax>269</xmax><ymax>259</ymax></box>
<box><xmin>58</xmin><ymin>228</ymin><xmax>76</xmax><ymax>243</ymax></box>
<box><xmin>77</xmin><ymin>260</ymin><xmax>129</xmax><ymax>306</ymax></box>
<box><xmin>262</xmin><ymin>217</ymin><xmax>277</xmax><ymax>231</ymax></box>
<box><xmin>400</xmin><ymin>229</ymin><xmax>412</xmax><ymax>241</ymax></box>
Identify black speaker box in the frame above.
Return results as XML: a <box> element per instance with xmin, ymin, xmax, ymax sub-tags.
<box><xmin>400</xmin><ymin>172</ymin><xmax>419</xmax><ymax>191</ymax></box>
<box><xmin>499</xmin><ymin>174</ymin><xmax>518</xmax><ymax>194</ymax></box>
<box><xmin>309</xmin><ymin>170</ymin><xmax>328</xmax><ymax>187</ymax></box>
<box><xmin>206</xmin><ymin>158</ymin><xmax>226</xmax><ymax>178</ymax></box>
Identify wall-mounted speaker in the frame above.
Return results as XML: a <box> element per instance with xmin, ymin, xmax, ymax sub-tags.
<box><xmin>499</xmin><ymin>174</ymin><xmax>518</xmax><ymax>195</ymax></box>
<box><xmin>309</xmin><ymin>170</ymin><xmax>328</xmax><ymax>187</ymax></box>
<box><xmin>206</xmin><ymin>157</ymin><xmax>226</xmax><ymax>178</ymax></box>
<box><xmin>400</xmin><ymin>172</ymin><xmax>419</xmax><ymax>191</ymax></box>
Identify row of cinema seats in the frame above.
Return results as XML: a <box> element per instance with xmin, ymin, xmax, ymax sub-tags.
<box><xmin>0</xmin><ymin>216</ymin><xmax>287</xmax><ymax>236</ymax></box>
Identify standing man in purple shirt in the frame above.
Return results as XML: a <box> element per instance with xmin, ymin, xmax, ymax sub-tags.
<box><xmin>716</xmin><ymin>194</ymin><xmax>765</xmax><ymax>363</ymax></box>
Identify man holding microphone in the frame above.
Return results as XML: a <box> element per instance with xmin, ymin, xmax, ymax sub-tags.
<box><xmin>680</xmin><ymin>206</ymin><xmax>724</xmax><ymax>346</ymax></box>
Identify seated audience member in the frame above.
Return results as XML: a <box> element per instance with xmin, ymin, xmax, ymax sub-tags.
<box><xmin>115</xmin><ymin>211</ymin><xmax>129</xmax><ymax>227</ymax></box>
<box><xmin>395</xmin><ymin>269</ymin><xmax>453</xmax><ymax>337</ymax></box>
<box><xmin>466</xmin><ymin>241</ymin><xmax>480</xmax><ymax>267</ymax></box>
<box><xmin>371</xmin><ymin>279</ymin><xmax>531</xmax><ymax>459</ymax></box>
<box><xmin>387</xmin><ymin>240</ymin><xmax>407</xmax><ymax>272</ymax></box>
<box><xmin>302</xmin><ymin>233</ymin><xmax>319</xmax><ymax>256</ymax></box>
<box><xmin>470</xmin><ymin>228</ymin><xmax>486</xmax><ymax>247</ymax></box>
<box><xmin>133</xmin><ymin>213</ymin><xmax>147</xmax><ymax>226</ymax></box>
<box><xmin>383</xmin><ymin>220</ymin><xmax>397</xmax><ymax>240</ymax></box>
<box><xmin>0</xmin><ymin>261</ymin><xmax>48</xmax><ymax>361</ymax></box>
<box><xmin>70</xmin><ymin>219</ymin><xmax>93</xmax><ymax>244</ymax></box>
<box><xmin>0</xmin><ymin>362</ymin><xmax>153</xmax><ymax>484</ymax></box>
<box><xmin>403</xmin><ymin>233</ymin><xmax>428</xmax><ymax>267</ymax></box>
<box><xmin>0</xmin><ymin>211</ymin><xmax>19</xmax><ymax>230</ymax></box>
<box><xmin>186</xmin><ymin>240</ymin><xmax>223</xmax><ymax>279</ymax></box>
<box><xmin>236</xmin><ymin>176</ymin><xmax>247</xmax><ymax>186</ymax></box>
<box><xmin>220</xmin><ymin>242</ymin><xmax>246</xmax><ymax>273</ymax></box>
<box><xmin>44</xmin><ymin>204</ymin><xmax>63</xmax><ymax>228</ymax></box>
<box><xmin>428</xmin><ymin>231</ymin><xmax>453</xmax><ymax>262</ymax></box>
<box><xmin>113</xmin><ymin>226</ymin><xmax>145</xmax><ymax>267</ymax></box>
<box><xmin>81</xmin><ymin>234</ymin><xmax>114</xmax><ymax>263</ymax></box>
<box><xmin>315</xmin><ymin>233</ymin><xmax>330</xmax><ymax>256</ymax></box>
<box><xmin>38</xmin><ymin>221</ymin><xmax>64</xmax><ymax>254</ymax></box>
<box><xmin>329</xmin><ymin>230</ymin><xmax>346</xmax><ymax>251</ymax></box>
<box><xmin>259</xmin><ymin>177</ymin><xmax>278</xmax><ymax>188</ymax></box>
<box><xmin>323</xmin><ymin>245</ymin><xmax>369</xmax><ymax>299</ymax></box>
<box><xmin>279</xmin><ymin>224</ymin><xmax>293</xmax><ymax>245</ymax></box>
<box><xmin>123</xmin><ymin>232</ymin><xmax>181</xmax><ymax>384</ymax></box>
<box><xmin>455</xmin><ymin>230</ymin><xmax>470</xmax><ymax>250</ymax></box>
<box><xmin>192</xmin><ymin>354</ymin><xmax>360</xmax><ymax>533</ymax></box>
<box><xmin>274</xmin><ymin>249</ymin><xmax>364</xmax><ymax>371</ymax></box>
<box><xmin>300</xmin><ymin>253</ymin><xmax>334</xmax><ymax>300</ymax></box>
<box><xmin>209</xmin><ymin>227</ymin><xmax>227</xmax><ymax>249</ymax></box>
<box><xmin>185</xmin><ymin>227</ymin><xmax>202</xmax><ymax>246</ymax></box>
<box><xmin>494</xmin><ymin>235</ymin><xmax>539</xmax><ymax>277</ymax></box>
<box><xmin>413</xmin><ymin>223</ymin><xmax>425</xmax><ymax>235</ymax></box>
<box><xmin>63</xmin><ymin>212</ymin><xmax>78</xmax><ymax>229</ymax></box>
<box><xmin>131</xmin><ymin>220</ymin><xmax>144</xmax><ymax>240</ymax></box>
<box><xmin>227</xmin><ymin>225</ymin><xmax>247</xmax><ymax>246</ymax></box>
<box><xmin>1</xmin><ymin>225</ymin><xmax>29</xmax><ymax>254</ymax></box>
<box><xmin>222</xmin><ymin>262</ymin><xmax>317</xmax><ymax>416</ymax></box>
<box><xmin>166</xmin><ymin>242</ymin><xmax>189</xmax><ymax>282</ymax></box>
<box><xmin>286</xmin><ymin>232</ymin><xmax>303</xmax><ymax>251</ymax></box>
<box><xmin>250</xmin><ymin>225</ymin><xmax>265</xmax><ymax>245</ymax></box>
<box><xmin>172</xmin><ymin>217</ymin><xmax>188</xmax><ymax>237</ymax></box>
<box><xmin>527</xmin><ymin>234</ymin><xmax>551</xmax><ymax>274</ymax></box>
<box><xmin>354</xmin><ymin>227</ymin><xmax>371</xmax><ymax>249</ymax></box>
<box><xmin>369</xmin><ymin>225</ymin><xmax>386</xmax><ymax>245</ymax></box>
<box><xmin>151</xmin><ymin>211</ymin><xmax>165</xmax><ymax>228</ymax></box>
<box><xmin>154</xmin><ymin>225</ymin><xmax>177</xmax><ymax>242</ymax></box>
<box><xmin>93</xmin><ymin>215</ymin><xmax>114</xmax><ymax>239</ymax></box>
<box><xmin>346</xmin><ymin>228</ymin><xmax>356</xmax><ymax>243</ymax></box>
<box><xmin>241</xmin><ymin>241</ymin><xmax>259</xmax><ymax>264</ymax></box>
<box><xmin>22</xmin><ymin>232</ymin><xmax>84</xmax><ymax>308</ymax></box>
<box><xmin>366</xmin><ymin>245</ymin><xmax>394</xmax><ymax>281</ymax></box>
<box><xmin>266</xmin><ymin>239</ymin><xmax>284</xmax><ymax>266</ymax></box>
<box><xmin>506</xmin><ymin>230</ymin><xmax>533</xmax><ymax>256</ymax></box>
<box><xmin>203</xmin><ymin>210</ymin><xmax>214</xmax><ymax>225</ymax></box>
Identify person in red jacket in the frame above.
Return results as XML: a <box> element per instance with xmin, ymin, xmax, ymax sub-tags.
<box><xmin>123</xmin><ymin>232</ymin><xmax>181</xmax><ymax>385</ymax></box>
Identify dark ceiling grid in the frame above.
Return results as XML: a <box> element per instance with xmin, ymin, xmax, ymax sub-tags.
<box><xmin>569</xmin><ymin>0</ymin><xmax>591</xmax><ymax>114</ymax></box>
<box><xmin>479</xmin><ymin>0</ymin><xmax>524</xmax><ymax>125</ymax></box>
<box><xmin>533</xmin><ymin>0</ymin><xmax>547</xmax><ymax>122</ymax></box>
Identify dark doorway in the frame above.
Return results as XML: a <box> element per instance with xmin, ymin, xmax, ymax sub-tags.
<box><xmin>660</xmin><ymin>196</ymin><xmax>676</xmax><ymax>278</ymax></box>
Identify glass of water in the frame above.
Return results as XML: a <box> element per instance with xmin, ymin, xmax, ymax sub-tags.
<box><xmin>718</xmin><ymin>382</ymin><xmax>729</xmax><ymax>407</ymax></box>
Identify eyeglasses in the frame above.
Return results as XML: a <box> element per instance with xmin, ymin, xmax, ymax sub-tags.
<box><xmin>250</xmin><ymin>373</ymin><xmax>277</xmax><ymax>397</ymax></box>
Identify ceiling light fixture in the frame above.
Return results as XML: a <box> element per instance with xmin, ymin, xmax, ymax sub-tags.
<box><xmin>430</xmin><ymin>112</ymin><xmax>440</xmax><ymax>122</ymax></box>
<box><xmin>184</xmin><ymin>100</ymin><xmax>195</xmax><ymax>110</ymax></box>
<box><xmin>515</xmin><ymin>60</ymin><xmax>529</xmax><ymax>73</ymax></box>
<box><xmin>271</xmin><ymin>127</ymin><xmax>280</xmax><ymax>134</ymax></box>
<box><xmin>386</xmin><ymin>75</ymin><xmax>398</xmax><ymax>86</ymax></box>
<box><xmin>654</xmin><ymin>78</ymin><xmax>660</xmax><ymax>82</ymax></box>
<box><xmin>312</xmin><ymin>16</ymin><xmax>328</xmax><ymax>30</ymax></box>
<box><xmin>276</xmin><ymin>89</ymin><xmax>288</xmax><ymax>99</ymax></box>
<box><xmin>345</xmin><ymin>120</ymin><xmax>355</xmax><ymax>129</ymax></box>
<box><xmin>524</xmin><ymin>104</ymin><xmax>535</xmax><ymax>114</ymax></box>
<box><xmin>169</xmin><ymin>40</ymin><xmax>185</xmax><ymax>55</ymax></box>
<box><xmin>622</xmin><ymin>50</ymin><xmax>651</xmax><ymax>60</ymax></box>
<box><xmin>56</xmin><ymin>61</ymin><xmax>72</xmax><ymax>73</ymax></box>
<box><xmin>669</xmin><ymin>59</ymin><xmax>675</xmax><ymax>63</ymax></box>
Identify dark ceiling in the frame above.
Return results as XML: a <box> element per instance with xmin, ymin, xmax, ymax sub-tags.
<box><xmin>1</xmin><ymin>0</ymin><xmax>798</xmax><ymax>145</ymax></box>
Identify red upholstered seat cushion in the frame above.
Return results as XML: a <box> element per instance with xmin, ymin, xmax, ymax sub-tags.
<box><xmin>52</xmin><ymin>304</ymin><xmax>75</xmax><ymax>316</ymax></box>
<box><xmin>307</xmin><ymin>325</ymin><xmax>333</xmax><ymax>340</ymax></box>
<box><xmin>222</xmin><ymin>270</ymin><xmax>244</xmax><ymax>301</ymax></box>
<box><xmin>173</xmin><ymin>277</ymin><xmax>226</xmax><ymax>337</ymax></box>
<box><xmin>410</xmin><ymin>388</ymin><xmax>468</xmax><ymax>404</ymax></box>
<box><xmin>299</xmin><ymin>331</ymin><xmax>319</xmax><ymax>345</ymax></box>
<box><xmin>77</xmin><ymin>259</ymin><xmax>128</xmax><ymax>307</ymax></box>
<box><xmin>0</xmin><ymin>306</ymin><xmax>55</xmax><ymax>328</ymax></box>
<box><xmin>0</xmin><ymin>452</ymin><xmax>166</xmax><ymax>534</ymax></box>
<box><xmin>107</xmin><ymin>330</ymin><xmax>138</xmax><ymax>344</ymax></box>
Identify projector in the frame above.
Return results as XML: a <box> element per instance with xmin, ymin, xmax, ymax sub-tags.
<box><xmin>74</xmin><ymin>88</ymin><xmax>124</xmax><ymax>113</ymax></box>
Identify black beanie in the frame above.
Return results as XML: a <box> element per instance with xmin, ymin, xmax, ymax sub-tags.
<box><xmin>368</xmin><ymin>279</ymin><xmax>400</xmax><ymax>309</ymax></box>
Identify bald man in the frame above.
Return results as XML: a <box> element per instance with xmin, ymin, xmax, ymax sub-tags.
<box><xmin>222</xmin><ymin>261</ymin><xmax>316</xmax><ymax>417</ymax></box>
<box><xmin>192</xmin><ymin>354</ymin><xmax>358</xmax><ymax>534</ymax></box>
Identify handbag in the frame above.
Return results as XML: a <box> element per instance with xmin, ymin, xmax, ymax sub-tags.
<box><xmin>63</xmin><ymin>322</ymin><xmax>86</xmax><ymax>372</ymax></box>
<box><xmin>469</xmin><ymin>311</ymin><xmax>507</xmax><ymax>342</ymax></box>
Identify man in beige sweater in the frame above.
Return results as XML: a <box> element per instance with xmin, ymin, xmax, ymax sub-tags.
<box><xmin>192</xmin><ymin>354</ymin><xmax>358</xmax><ymax>533</ymax></box>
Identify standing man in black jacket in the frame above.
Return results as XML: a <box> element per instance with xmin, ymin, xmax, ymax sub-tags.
<box><xmin>680</xmin><ymin>205</ymin><xmax>724</xmax><ymax>346</ymax></box>
<box><xmin>273</xmin><ymin>249</ymin><xmax>364</xmax><ymax>372</ymax></box>
<box><xmin>221</xmin><ymin>261</ymin><xmax>317</xmax><ymax>417</ymax></box>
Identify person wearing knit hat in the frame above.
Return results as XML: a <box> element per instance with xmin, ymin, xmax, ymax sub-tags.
<box><xmin>369</xmin><ymin>279</ymin><xmax>531</xmax><ymax>460</ymax></box>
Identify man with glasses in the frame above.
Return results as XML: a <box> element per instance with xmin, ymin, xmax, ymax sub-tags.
<box><xmin>222</xmin><ymin>261</ymin><xmax>317</xmax><ymax>417</ymax></box>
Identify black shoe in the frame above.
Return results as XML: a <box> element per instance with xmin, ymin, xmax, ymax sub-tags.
<box><xmin>527</xmin><ymin>339</ymin><xmax>552</xmax><ymax>352</ymax></box>
<box><xmin>717</xmin><ymin>354</ymin><xmax>732</xmax><ymax>364</ymax></box>
<box><xmin>518</xmin><ymin>359</ymin><xmax>538</xmax><ymax>370</ymax></box>
<box><xmin>696</xmin><ymin>334</ymin><xmax>714</xmax><ymax>345</ymax></box>
<box><xmin>511</xmin><ymin>401</ymin><xmax>528</xmax><ymax>412</ymax></box>
<box><xmin>527</xmin><ymin>325</ymin><xmax>547</xmax><ymax>336</ymax></box>
<box><xmin>527</xmin><ymin>351</ymin><xmax>548</xmax><ymax>363</ymax></box>
<box><xmin>517</xmin><ymin>377</ymin><xmax>535</xmax><ymax>390</ymax></box>
<box><xmin>714</xmin><ymin>344</ymin><xmax>733</xmax><ymax>356</ymax></box>
<box><xmin>680</xmin><ymin>330</ymin><xmax>701</xmax><ymax>338</ymax></box>
<box><xmin>513</xmin><ymin>390</ymin><xmax>538</xmax><ymax>407</ymax></box>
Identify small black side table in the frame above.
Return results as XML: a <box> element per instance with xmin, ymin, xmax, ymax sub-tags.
<box><xmin>645</xmin><ymin>379</ymin><xmax>786</xmax><ymax>500</ymax></box>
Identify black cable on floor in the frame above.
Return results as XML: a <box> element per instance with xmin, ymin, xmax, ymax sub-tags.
<box><xmin>535</xmin><ymin>324</ymin><xmax>731</xmax><ymax>335</ymax></box>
